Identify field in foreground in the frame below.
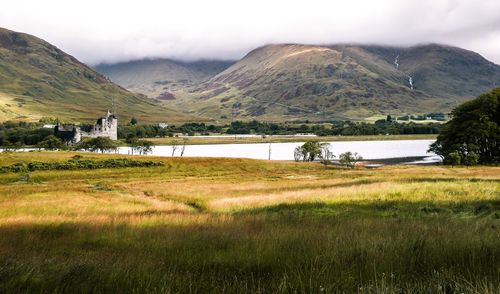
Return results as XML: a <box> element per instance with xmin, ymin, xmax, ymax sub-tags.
<box><xmin>0</xmin><ymin>152</ymin><xmax>498</xmax><ymax>293</ymax></box>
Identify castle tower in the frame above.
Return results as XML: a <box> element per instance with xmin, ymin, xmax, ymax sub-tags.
<box><xmin>107</xmin><ymin>110</ymin><xmax>118</xmax><ymax>140</ymax></box>
<box><xmin>88</xmin><ymin>110</ymin><xmax>118</xmax><ymax>140</ymax></box>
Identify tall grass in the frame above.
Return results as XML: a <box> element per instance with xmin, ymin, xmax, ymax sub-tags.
<box><xmin>0</xmin><ymin>152</ymin><xmax>498</xmax><ymax>292</ymax></box>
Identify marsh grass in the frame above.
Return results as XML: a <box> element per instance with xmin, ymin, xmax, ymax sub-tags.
<box><xmin>0</xmin><ymin>152</ymin><xmax>498</xmax><ymax>292</ymax></box>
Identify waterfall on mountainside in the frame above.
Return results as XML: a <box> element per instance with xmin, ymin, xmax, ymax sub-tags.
<box><xmin>408</xmin><ymin>75</ymin><xmax>414</xmax><ymax>90</ymax></box>
<box><xmin>394</xmin><ymin>55</ymin><xmax>400</xmax><ymax>70</ymax></box>
<box><xmin>395</xmin><ymin>53</ymin><xmax>414</xmax><ymax>90</ymax></box>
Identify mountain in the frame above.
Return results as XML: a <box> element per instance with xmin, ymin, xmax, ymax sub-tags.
<box><xmin>0</xmin><ymin>27</ymin><xmax>198</xmax><ymax>123</ymax></box>
<box><xmin>165</xmin><ymin>43</ymin><xmax>500</xmax><ymax>121</ymax></box>
<box><xmin>94</xmin><ymin>59</ymin><xmax>234</xmax><ymax>99</ymax></box>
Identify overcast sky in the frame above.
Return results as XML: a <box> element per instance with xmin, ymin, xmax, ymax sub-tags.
<box><xmin>1</xmin><ymin>0</ymin><xmax>499</xmax><ymax>65</ymax></box>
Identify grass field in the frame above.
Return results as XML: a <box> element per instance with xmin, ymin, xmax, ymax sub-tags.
<box><xmin>0</xmin><ymin>152</ymin><xmax>498</xmax><ymax>293</ymax></box>
<box><xmin>148</xmin><ymin>134</ymin><xmax>437</xmax><ymax>145</ymax></box>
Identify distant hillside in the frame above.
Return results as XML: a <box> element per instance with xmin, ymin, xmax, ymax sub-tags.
<box><xmin>165</xmin><ymin>43</ymin><xmax>500</xmax><ymax>121</ymax></box>
<box><xmin>0</xmin><ymin>27</ymin><xmax>198</xmax><ymax>123</ymax></box>
<box><xmin>354</xmin><ymin>44</ymin><xmax>499</xmax><ymax>98</ymax></box>
<box><xmin>94</xmin><ymin>59</ymin><xmax>234</xmax><ymax>99</ymax></box>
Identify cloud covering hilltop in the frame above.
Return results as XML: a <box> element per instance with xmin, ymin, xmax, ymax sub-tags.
<box><xmin>1</xmin><ymin>0</ymin><xmax>499</xmax><ymax>65</ymax></box>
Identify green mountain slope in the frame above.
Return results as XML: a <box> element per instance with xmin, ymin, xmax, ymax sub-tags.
<box><xmin>165</xmin><ymin>43</ymin><xmax>500</xmax><ymax>121</ymax></box>
<box><xmin>356</xmin><ymin>44</ymin><xmax>500</xmax><ymax>98</ymax></box>
<box><xmin>0</xmin><ymin>27</ymin><xmax>198</xmax><ymax>123</ymax></box>
<box><xmin>95</xmin><ymin>59</ymin><xmax>234</xmax><ymax>99</ymax></box>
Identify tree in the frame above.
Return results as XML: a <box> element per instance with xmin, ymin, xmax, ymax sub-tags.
<box><xmin>294</xmin><ymin>146</ymin><xmax>304</xmax><ymax>162</ymax></box>
<box><xmin>128</xmin><ymin>138</ymin><xmax>153</xmax><ymax>155</ymax></box>
<box><xmin>339</xmin><ymin>152</ymin><xmax>363</xmax><ymax>168</ymax></box>
<box><xmin>320</xmin><ymin>143</ymin><xmax>335</xmax><ymax>169</ymax></box>
<box><xmin>130</xmin><ymin>117</ymin><xmax>138</xmax><ymax>125</ymax></box>
<box><xmin>429</xmin><ymin>88</ymin><xmax>499</xmax><ymax>165</ymax></box>
<box><xmin>464</xmin><ymin>152</ymin><xmax>479</xmax><ymax>166</ymax></box>
<box><xmin>293</xmin><ymin>141</ymin><xmax>330</xmax><ymax>162</ymax></box>
<box><xmin>79</xmin><ymin>137</ymin><xmax>117</xmax><ymax>153</ymax></box>
<box><xmin>180</xmin><ymin>139</ymin><xmax>187</xmax><ymax>157</ymax></box>
<box><xmin>36</xmin><ymin>135</ymin><xmax>65</xmax><ymax>150</ymax></box>
<box><xmin>171</xmin><ymin>140</ymin><xmax>179</xmax><ymax>157</ymax></box>
<box><xmin>446</xmin><ymin>151</ymin><xmax>461</xmax><ymax>166</ymax></box>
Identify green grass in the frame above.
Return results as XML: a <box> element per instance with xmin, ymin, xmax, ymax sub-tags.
<box><xmin>0</xmin><ymin>152</ymin><xmax>499</xmax><ymax>292</ymax></box>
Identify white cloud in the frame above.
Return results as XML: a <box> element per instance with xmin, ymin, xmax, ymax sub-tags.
<box><xmin>1</xmin><ymin>0</ymin><xmax>499</xmax><ymax>64</ymax></box>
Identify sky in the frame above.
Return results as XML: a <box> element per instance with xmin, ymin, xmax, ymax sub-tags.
<box><xmin>1</xmin><ymin>0</ymin><xmax>500</xmax><ymax>65</ymax></box>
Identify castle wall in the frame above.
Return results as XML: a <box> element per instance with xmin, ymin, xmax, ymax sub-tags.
<box><xmin>81</xmin><ymin>116</ymin><xmax>117</xmax><ymax>141</ymax></box>
<box><xmin>57</xmin><ymin>111</ymin><xmax>118</xmax><ymax>144</ymax></box>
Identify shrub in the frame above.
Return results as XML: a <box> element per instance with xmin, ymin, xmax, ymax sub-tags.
<box><xmin>36</xmin><ymin>135</ymin><xmax>65</xmax><ymax>150</ymax></box>
<box><xmin>464</xmin><ymin>152</ymin><xmax>479</xmax><ymax>166</ymax></box>
<box><xmin>446</xmin><ymin>151</ymin><xmax>461</xmax><ymax>166</ymax></box>
<box><xmin>0</xmin><ymin>158</ymin><xmax>164</xmax><ymax>173</ymax></box>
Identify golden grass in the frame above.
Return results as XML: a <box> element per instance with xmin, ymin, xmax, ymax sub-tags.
<box><xmin>0</xmin><ymin>152</ymin><xmax>498</xmax><ymax>224</ymax></box>
<box><xmin>0</xmin><ymin>152</ymin><xmax>498</xmax><ymax>292</ymax></box>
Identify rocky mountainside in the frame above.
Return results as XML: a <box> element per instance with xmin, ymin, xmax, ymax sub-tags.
<box><xmin>165</xmin><ymin>43</ymin><xmax>500</xmax><ymax>121</ymax></box>
<box><xmin>0</xmin><ymin>27</ymin><xmax>198</xmax><ymax>123</ymax></box>
<box><xmin>95</xmin><ymin>59</ymin><xmax>234</xmax><ymax>99</ymax></box>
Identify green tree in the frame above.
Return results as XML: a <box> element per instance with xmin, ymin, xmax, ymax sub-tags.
<box><xmin>429</xmin><ymin>88</ymin><xmax>499</xmax><ymax>164</ymax></box>
<box><xmin>293</xmin><ymin>141</ymin><xmax>326</xmax><ymax>162</ymax></box>
<box><xmin>36</xmin><ymin>135</ymin><xmax>65</xmax><ymax>150</ymax></box>
<box><xmin>79</xmin><ymin>137</ymin><xmax>117</xmax><ymax>153</ymax></box>
<box><xmin>339</xmin><ymin>152</ymin><xmax>363</xmax><ymax>168</ymax></box>
<box><xmin>128</xmin><ymin>138</ymin><xmax>153</xmax><ymax>155</ymax></box>
<box><xmin>464</xmin><ymin>152</ymin><xmax>479</xmax><ymax>166</ymax></box>
<box><xmin>130</xmin><ymin>117</ymin><xmax>138</xmax><ymax>125</ymax></box>
<box><xmin>446</xmin><ymin>151</ymin><xmax>461</xmax><ymax>166</ymax></box>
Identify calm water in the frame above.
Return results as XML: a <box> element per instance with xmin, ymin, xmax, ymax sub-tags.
<box><xmin>118</xmin><ymin>139</ymin><xmax>440</xmax><ymax>163</ymax></box>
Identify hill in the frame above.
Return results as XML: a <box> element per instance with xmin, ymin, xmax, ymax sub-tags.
<box><xmin>0</xmin><ymin>27</ymin><xmax>198</xmax><ymax>123</ymax></box>
<box><xmin>165</xmin><ymin>43</ymin><xmax>500</xmax><ymax>121</ymax></box>
<box><xmin>94</xmin><ymin>59</ymin><xmax>234</xmax><ymax>99</ymax></box>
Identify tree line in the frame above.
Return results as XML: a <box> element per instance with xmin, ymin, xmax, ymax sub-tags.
<box><xmin>0</xmin><ymin>119</ymin><xmax>442</xmax><ymax>148</ymax></box>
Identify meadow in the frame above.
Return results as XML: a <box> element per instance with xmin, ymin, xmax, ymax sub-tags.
<box><xmin>0</xmin><ymin>151</ymin><xmax>498</xmax><ymax>293</ymax></box>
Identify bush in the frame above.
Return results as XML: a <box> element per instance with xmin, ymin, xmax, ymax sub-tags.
<box><xmin>446</xmin><ymin>151</ymin><xmax>461</xmax><ymax>166</ymax></box>
<box><xmin>464</xmin><ymin>152</ymin><xmax>479</xmax><ymax>166</ymax></box>
<box><xmin>36</xmin><ymin>135</ymin><xmax>65</xmax><ymax>150</ymax></box>
<box><xmin>0</xmin><ymin>157</ymin><xmax>164</xmax><ymax>173</ymax></box>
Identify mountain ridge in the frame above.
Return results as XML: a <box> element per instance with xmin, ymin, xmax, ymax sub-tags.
<box><xmin>161</xmin><ymin>43</ymin><xmax>500</xmax><ymax>121</ymax></box>
<box><xmin>94</xmin><ymin>58</ymin><xmax>234</xmax><ymax>99</ymax></box>
<box><xmin>0</xmin><ymin>27</ymin><xmax>199</xmax><ymax>123</ymax></box>
<box><xmin>3</xmin><ymin>26</ymin><xmax>498</xmax><ymax>123</ymax></box>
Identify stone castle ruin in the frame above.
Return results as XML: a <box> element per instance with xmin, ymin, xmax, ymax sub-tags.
<box><xmin>55</xmin><ymin>110</ymin><xmax>117</xmax><ymax>144</ymax></box>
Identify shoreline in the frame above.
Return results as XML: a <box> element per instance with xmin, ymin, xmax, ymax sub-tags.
<box><xmin>146</xmin><ymin>134</ymin><xmax>438</xmax><ymax>146</ymax></box>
